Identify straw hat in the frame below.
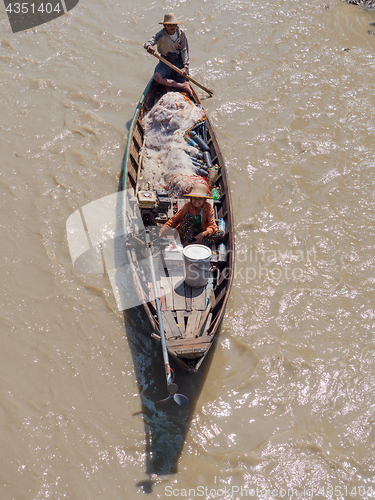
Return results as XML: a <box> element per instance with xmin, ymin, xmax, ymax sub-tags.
<box><xmin>184</xmin><ymin>183</ymin><xmax>213</xmax><ymax>199</ymax></box>
<box><xmin>159</xmin><ymin>13</ymin><xmax>182</xmax><ymax>25</ymax></box>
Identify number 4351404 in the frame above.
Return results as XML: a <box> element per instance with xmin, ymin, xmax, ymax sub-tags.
<box><xmin>6</xmin><ymin>3</ymin><xmax>61</xmax><ymax>14</ymax></box>
<box><xmin>325</xmin><ymin>485</ymin><xmax>374</xmax><ymax>497</ymax></box>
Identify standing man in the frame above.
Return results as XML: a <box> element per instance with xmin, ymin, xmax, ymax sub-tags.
<box><xmin>144</xmin><ymin>13</ymin><xmax>192</xmax><ymax>95</ymax></box>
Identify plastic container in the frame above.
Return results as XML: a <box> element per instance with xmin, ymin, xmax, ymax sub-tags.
<box><xmin>218</xmin><ymin>243</ymin><xmax>227</xmax><ymax>262</ymax></box>
<box><xmin>211</xmin><ymin>187</ymin><xmax>220</xmax><ymax>200</ymax></box>
<box><xmin>218</xmin><ymin>218</ymin><xmax>225</xmax><ymax>232</ymax></box>
<box><xmin>208</xmin><ymin>165</ymin><xmax>219</xmax><ymax>185</ymax></box>
<box><xmin>183</xmin><ymin>244</ymin><xmax>212</xmax><ymax>287</ymax></box>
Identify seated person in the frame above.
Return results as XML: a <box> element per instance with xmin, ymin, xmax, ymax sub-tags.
<box><xmin>144</xmin><ymin>12</ymin><xmax>192</xmax><ymax>96</ymax></box>
<box><xmin>159</xmin><ymin>182</ymin><xmax>224</xmax><ymax>246</ymax></box>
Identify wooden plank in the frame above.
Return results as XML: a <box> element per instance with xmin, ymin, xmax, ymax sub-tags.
<box><xmin>171</xmin><ymin>342</ymin><xmax>211</xmax><ymax>357</ymax></box>
<box><xmin>191</xmin><ymin>286</ymin><xmax>206</xmax><ymax>310</ymax></box>
<box><xmin>159</xmin><ymin>287</ymin><xmax>166</xmax><ymax>311</ymax></box>
<box><xmin>160</xmin><ymin>296</ymin><xmax>166</xmax><ymax>311</ymax></box>
<box><xmin>185</xmin><ymin>284</ymin><xmax>192</xmax><ymax>311</ymax></box>
<box><xmin>174</xmin><ymin>349</ymin><xmax>208</xmax><ymax>359</ymax></box>
<box><xmin>160</xmin><ymin>276</ymin><xmax>173</xmax><ymax>311</ymax></box>
<box><xmin>130</xmin><ymin>142</ymin><xmax>139</xmax><ymax>164</ymax></box>
<box><xmin>176</xmin><ymin>311</ymin><xmax>186</xmax><ymax>336</ymax></box>
<box><xmin>167</xmin><ymin>335</ymin><xmax>212</xmax><ymax>347</ymax></box>
<box><xmin>218</xmin><ymin>192</ymin><xmax>227</xmax><ymax>216</ymax></box>
<box><xmin>214</xmin><ymin>287</ymin><xmax>226</xmax><ymax>310</ymax></box>
<box><xmin>155</xmin><ymin>268</ymin><xmax>165</xmax><ymax>311</ymax></box>
<box><xmin>127</xmin><ymin>158</ymin><xmax>138</xmax><ymax>184</ymax></box>
<box><xmin>173</xmin><ymin>344</ymin><xmax>210</xmax><ymax>352</ymax></box>
<box><xmin>203</xmin><ymin>313</ymin><xmax>212</xmax><ymax>336</ymax></box>
<box><xmin>217</xmin><ymin>267</ymin><xmax>228</xmax><ymax>287</ymax></box>
<box><xmin>163</xmin><ymin>310</ymin><xmax>182</xmax><ymax>339</ymax></box>
<box><xmin>161</xmin><ymin>311</ymin><xmax>174</xmax><ymax>340</ymax></box>
<box><xmin>185</xmin><ymin>310</ymin><xmax>202</xmax><ymax>338</ymax></box>
<box><xmin>133</xmin><ymin>122</ymin><xmax>143</xmax><ymax>148</ymax></box>
<box><xmin>171</xmin><ymin>268</ymin><xmax>186</xmax><ymax>311</ymax></box>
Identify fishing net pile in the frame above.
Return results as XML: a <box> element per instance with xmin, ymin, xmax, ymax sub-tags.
<box><xmin>141</xmin><ymin>92</ymin><xmax>207</xmax><ymax>197</ymax></box>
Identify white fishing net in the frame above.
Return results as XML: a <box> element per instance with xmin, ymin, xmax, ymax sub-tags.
<box><xmin>141</xmin><ymin>92</ymin><xmax>207</xmax><ymax>197</ymax></box>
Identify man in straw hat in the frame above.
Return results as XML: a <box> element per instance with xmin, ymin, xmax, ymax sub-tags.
<box><xmin>160</xmin><ymin>182</ymin><xmax>224</xmax><ymax>246</ymax></box>
<box><xmin>144</xmin><ymin>13</ymin><xmax>192</xmax><ymax>95</ymax></box>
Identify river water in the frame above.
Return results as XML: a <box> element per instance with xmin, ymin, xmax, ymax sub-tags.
<box><xmin>1</xmin><ymin>0</ymin><xmax>375</xmax><ymax>498</ymax></box>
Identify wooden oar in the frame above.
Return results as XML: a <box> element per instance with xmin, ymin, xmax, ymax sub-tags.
<box><xmin>144</xmin><ymin>228</ymin><xmax>188</xmax><ymax>408</ymax></box>
<box><xmin>150</xmin><ymin>52</ymin><xmax>213</xmax><ymax>97</ymax></box>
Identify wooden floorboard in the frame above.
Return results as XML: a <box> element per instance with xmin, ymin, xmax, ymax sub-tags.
<box><xmin>171</xmin><ymin>268</ymin><xmax>186</xmax><ymax>310</ymax></box>
<box><xmin>176</xmin><ymin>311</ymin><xmax>186</xmax><ymax>337</ymax></box>
<box><xmin>160</xmin><ymin>275</ymin><xmax>173</xmax><ymax>311</ymax></box>
<box><xmin>163</xmin><ymin>310</ymin><xmax>182</xmax><ymax>339</ymax></box>
<box><xmin>203</xmin><ymin>312</ymin><xmax>213</xmax><ymax>336</ymax></box>
<box><xmin>172</xmin><ymin>343</ymin><xmax>211</xmax><ymax>358</ymax></box>
<box><xmin>185</xmin><ymin>310</ymin><xmax>202</xmax><ymax>338</ymax></box>
<box><xmin>192</xmin><ymin>286</ymin><xmax>206</xmax><ymax>310</ymax></box>
<box><xmin>161</xmin><ymin>311</ymin><xmax>174</xmax><ymax>340</ymax></box>
<box><xmin>167</xmin><ymin>335</ymin><xmax>212</xmax><ymax>347</ymax></box>
<box><xmin>185</xmin><ymin>284</ymin><xmax>192</xmax><ymax>311</ymax></box>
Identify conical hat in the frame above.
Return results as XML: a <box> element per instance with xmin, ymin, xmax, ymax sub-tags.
<box><xmin>184</xmin><ymin>183</ymin><xmax>213</xmax><ymax>199</ymax></box>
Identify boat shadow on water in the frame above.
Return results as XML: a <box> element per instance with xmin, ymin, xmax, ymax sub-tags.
<box><xmin>123</xmin><ymin>304</ymin><xmax>219</xmax><ymax>492</ymax></box>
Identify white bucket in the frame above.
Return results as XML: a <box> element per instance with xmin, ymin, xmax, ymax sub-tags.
<box><xmin>182</xmin><ymin>244</ymin><xmax>212</xmax><ymax>288</ymax></box>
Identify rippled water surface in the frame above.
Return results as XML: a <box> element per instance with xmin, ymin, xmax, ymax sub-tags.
<box><xmin>1</xmin><ymin>0</ymin><xmax>375</xmax><ymax>498</ymax></box>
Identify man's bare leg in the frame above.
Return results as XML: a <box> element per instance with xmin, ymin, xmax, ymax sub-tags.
<box><xmin>154</xmin><ymin>72</ymin><xmax>192</xmax><ymax>96</ymax></box>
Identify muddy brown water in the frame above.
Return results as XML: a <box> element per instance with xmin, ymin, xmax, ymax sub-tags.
<box><xmin>1</xmin><ymin>0</ymin><xmax>375</xmax><ymax>498</ymax></box>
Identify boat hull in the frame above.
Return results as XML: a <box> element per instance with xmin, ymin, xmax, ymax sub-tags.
<box><xmin>121</xmin><ymin>79</ymin><xmax>234</xmax><ymax>374</ymax></box>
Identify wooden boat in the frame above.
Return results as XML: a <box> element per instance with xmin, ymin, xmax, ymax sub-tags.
<box><xmin>120</xmin><ymin>78</ymin><xmax>234</xmax><ymax>375</ymax></box>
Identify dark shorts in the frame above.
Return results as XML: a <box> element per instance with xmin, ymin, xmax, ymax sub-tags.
<box><xmin>154</xmin><ymin>52</ymin><xmax>186</xmax><ymax>83</ymax></box>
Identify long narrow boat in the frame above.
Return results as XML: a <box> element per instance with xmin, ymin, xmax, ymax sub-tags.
<box><xmin>121</xmin><ymin>78</ymin><xmax>234</xmax><ymax>374</ymax></box>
